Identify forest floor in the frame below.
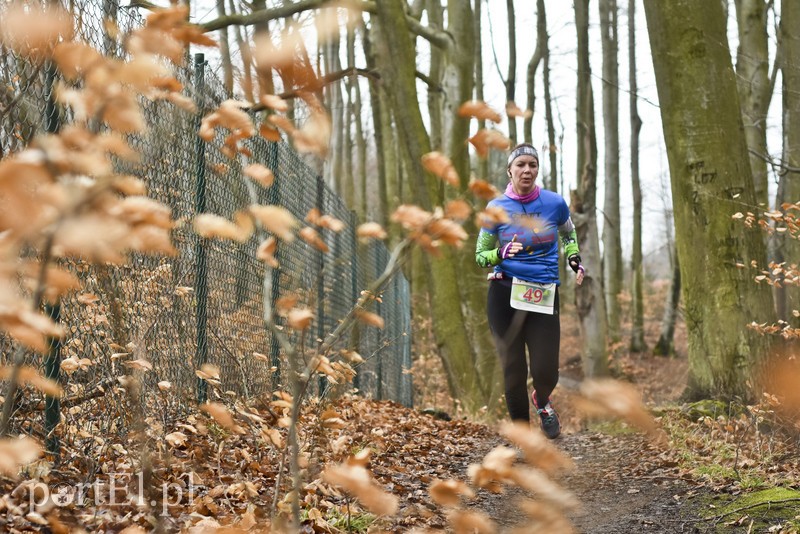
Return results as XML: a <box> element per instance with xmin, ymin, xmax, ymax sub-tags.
<box><xmin>3</xmin><ymin>283</ymin><xmax>800</xmax><ymax>533</ymax></box>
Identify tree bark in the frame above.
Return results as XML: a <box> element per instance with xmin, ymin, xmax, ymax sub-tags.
<box><xmin>524</xmin><ymin>1</ymin><xmax>545</xmax><ymax>145</ymax></box>
<box><xmin>574</xmin><ymin>0</ymin><xmax>609</xmax><ymax>378</ymax></box>
<box><xmin>373</xmin><ymin>0</ymin><xmax>498</xmax><ymax>414</ymax></box>
<box><xmin>216</xmin><ymin>0</ymin><xmax>234</xmax><ymax>96</ymax></box>
<box><xmin>654</xmin><ymin>242</ymin><xmax>680</xmax><ymax>357</ymax></box>
<box><xmin>628</xmin><ymin>0</ymin><xmax>646</xmax><ymax>353</ymax></box>
<box><xmin>733</xmin><ymin>0</ymin><xmax>773</xmax><ymax>208</ymax></box>
<box><xmin>505</xmin><ymin>0</ymin><xmax>517</xmax><ymax>144</ymax></box>
<box><xmin>780</xmin><ymin>0</ymin><xmax>800</xmax><ymax>327</ymax></box>
<box><xmin>474</xmin><ymin>0</ymin><xmax>489</xmax><ymax>180</ymax></box>
<box><xmin>541</xmin><ymin>1</ymin><xmax>558</xmax><ymax>194</ymax></box>
<box><xmin>644</xmin><ymin>0</ymin><xmax>775</xmax><ymax>399</ymax></box>
<box><xmin>427</xmin><ymin>0</ymin><xmax>445</xmax><ymax>151</ymax></box>
<box><xmin>600</xmin><ymin>0</ymin><xmax>622</xmax><ymax>343</ymax></box>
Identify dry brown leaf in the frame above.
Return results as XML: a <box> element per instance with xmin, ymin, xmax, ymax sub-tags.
<box><xmin>506</xmin><ymin>101</ymin><xmax>533</xmax><ymax>119</ymax></box>
<box><xmin>355</xmin><ymin>310</ymin><xmax>384</xmax><ymax>329</ymax></box>
<box><xmin>0</xmin><ymin>437</ymin><xmax>43</xmax><ymax>478</ymax></box>
<box><xmin>498</xmin><ymin>421</ymin><xmax>575</xmax><ymax>474</ymax></box>
<box><xmin>18</xmin><ymin>367</ymin><xmax>62</xmax><ymax>397</ymax></box>
<box><xmin>0</xmin><ymin>4</ymin><xmax>74</xmax><ymax>60</ymax></box>
<box><xmin>469</xmin><ymin>177</ymin><xmax>501</xmax><ymax>200</ymax></box>
<box><xmin>447</xmin><ymin>509</ymin><xmax>496</xmax><ymax>534</ymax></box>
<box><xmin>426</xmin><ymin>218</ymin><xmax>468</xmax><ymax>248</ymax></box>
<box><xmin>196</xmin><ymin>363</ymin><xmax>221</xmax><ymax>382</ymax></box>
<box><xmin>299</xmin><ymin>226</ymin><xmax>329</xmax><ymax>252</ymax></box>
<box><xmin>356</xmin><ymin>222</ymin><xmax>387</xmax><ymax>242</ymax></box>
<box><xmin>444</xmin><ymin>199</ymin><xmax>472</xmax><ymax>221</ymax></box>
<box><xmin>256</xmin><ymin>236</ymin><xmax>279</xmax><ymax>267</ymax></box>
<box><xmin>457</xmin><ymin>100</ymin><xmax>503</xmax><ymax>123</ymax></box>
<box><xmin>391</xmin><ymin>205</ymin><xmax>432</xmax><ymax>232</ymax></box>
<box><xmin>260</xmin><ymin>94</ymin><xmax>289</xmax><ymax>112</ymax></box>
<box><xmin>275</xmin><ymin>294</ymin><xmax>300</xmax><ymax>315</ymax></box>
<box><xmin>421</xmin><ymin>151</ymin><xmax>459</xmax><ymax>187</ymax></box>
<box><xmin>193</xmin><ymin>214</ymin><xmax>249</xmax><ymax>242</ymax></box>
<box><xmin>429</xmin><ymin>479</ymin><xmax>475</xmax><ymax>507</ymax></box>
<box><xmin>469</xmin><ymin>128</ymin><xmax>512</xmax><ymax>158</ymax></box>
<box><xmin>259</xmin><ymin>121</ymin><xmax>282</xmax><ymax>142</ymax></box>
<box><xmin>577</xmin><ymin>378</ymin><xmax>664</xmax><ymax>441</ymax></box>
<box><xmin>243</xmin><ymin>163</ymin><xmax>274</xmax><ymax>188</ymax></box>
<box><xmin>123</xmin><ymin>358</ymin><xmax>153</xmax><ymax>372</ymax></box>
<box><xmin>323</xmin><ymin>463</ymin><xmax>399</xmax><ymax>516</ymax></box>
<box><xmin>517</xmin><ymin>498</ymin><xmax>576</xmax><ymax>533</ymax></box>
<box><xmin>248</xmin><ymin>204</ymin><xmax>298</xmax><ymax>242</ymax></box>
<box><xmin>509</xmin><ymin>466</ymin><xmax>579</xmax><ymax>508</ymax></box>
<box><xmin>200</xmin><ymin>402</ymin><xmax>245</xmax><ymax>434</ymax></box>
<box><xmin>475</xmin><ymin>206</ymin><xmax>510</xmax><ymax>229</ymax></box>
<box><xmin>165</xmin><ymin>431</ymin><xmax>188</xmax><ymax>447</ymax></box>
<box><xmin>287</xmin><ymin>308</ymin><xmax>314</xmax><ymax>330</ymax></box>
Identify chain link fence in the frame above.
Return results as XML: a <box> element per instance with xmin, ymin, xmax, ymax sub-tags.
<box><xmin>0</xmin><ymin>1</ymin><xmax>412</xmax><ymax>452</ymax></box>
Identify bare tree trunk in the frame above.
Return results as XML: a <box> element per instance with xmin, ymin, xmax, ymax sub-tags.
<box><xmin>644</xmin><ymin>0</ymin><xmax>775</xmax><ymax>399</ymax></box>
<box><xmin>542</xmin><ymin>2</ymin><xmax>557</xmax><ymax>193</ymax></box>
<box><xmin>574</xmin><ymin>0</ymin><xmax>609</xmax><ymax>378</ymax></box>
<box><xmin>780</xmin><ymin>0</ymin><xmax>800</xmax><ymax>327</ymax></box>
<box><xmin>474</xmin><ymin>0</ymin><xmax>488</xmax><ymax>180</ymax></box>
<box><xmin>733</xmin><ymin>0</ymin><xmax>775</xmax><ymax>208</ymax></box>
<box><xmin>352</xmin><ymin>15</ymin><xmax>368</xmax><ymax>221</ymax></box>
<box><xmin>505</xmin><ymin>0</ymin><xmax>517</xmax><ymax>144</ymax></box>
<box><xmin>322</xmin><ymin>9</ymin><xmax>345</xmax><ymax>194</ymax></box>
<box><xmin>250</xmin><ymin>0</ymin><xmax>274</xmax><ymax>96</ymax></box>
<box><xmin>628</xmin><ymin>0</ymin><xmax>646</xmax><ymax>353</ymax></box>
<box><xmin>216</xmin><ymin>0</ymin><xmax>234</xmax><ymax>96</ymax></box>
<box><xmin>228</xmin><ymin>0</ymin><xmax>254</xmax><ymax>102</ymax></box>
<box><xmin>427</xmin><ymin>0</ymin><xmax>445</xmax><ymax>151</ymax></box>
<box><xmin>524</xmin><ymin>0</ymin><xmax>545</xmax><ymax>144</ymax></box>
<box><xmin>600</xmin><ymin>0</ymin><xmax>622</xmax><ymax>343</ymax></box>
<box><xmin>654</xmin><ymin>242</ymin><xmax>680</xmax><ymax>356</ymax></box>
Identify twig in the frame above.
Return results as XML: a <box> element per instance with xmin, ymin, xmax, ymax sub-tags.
<box><xmin>705</xmin><ymin>498</ymin><xmax>800</xmax><ymax>522</ymax></box>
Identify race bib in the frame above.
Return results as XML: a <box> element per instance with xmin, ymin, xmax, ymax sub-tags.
<box><xmin>510</xmin><ymin>278</ymin><xmax>556</xmax><ymax>314</ymax></box>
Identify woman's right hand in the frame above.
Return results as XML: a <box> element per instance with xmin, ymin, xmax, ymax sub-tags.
<box><xmin>499</xmin><ymin>241</ymin><xmax>523</xmax><ymax>259</ymax></box>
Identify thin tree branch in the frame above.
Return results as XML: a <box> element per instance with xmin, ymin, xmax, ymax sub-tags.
<box><xmin>202</xmin><ymin>0</ymin><xmax>376</xmax><ymax>32</ymax></box>
<box><xmin>254</xmin><ymin>67</ymin><xmax>379</xmax><ymax>105</ymax></box>
<box><xmin>415</xmin><ymin>70</ymin><xmax>444</xmax><ymax>93</ymax></box>
<box><xmin>749</xmin><ymin>148</ymin><xmax>800</xmax><ymax>175</ymax></box>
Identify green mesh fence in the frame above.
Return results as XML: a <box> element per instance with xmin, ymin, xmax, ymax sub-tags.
<box><xmin>0</xmin><ymin>2</ymin><xmax>412</xmax><ymax>452</ymax></box>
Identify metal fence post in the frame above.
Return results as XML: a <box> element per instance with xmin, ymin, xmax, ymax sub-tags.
<box><xmin>43</xmin><ymin>57</ymin><xmax>61</xmax><ymax>457</ymax></box>
<box><xmin>316</xmin><ymin>176</ymin><xmax>326</xmax><ymax>396</ymax></box>
<box><xmin>350</xmin><ymin>211</ymin><xmax>361</xmax><ymax>392</ymax></box>
<box><xmin>192</xmin><ymin>53</ymin><xmax>210</xmax><ymax>404</ymax></box>
<box><xmin>267</xmin><ymin>142</ymin><xmax>282</xmax><ymax>390</ymax></box>
<box><xmin>375</xmin><ymin>242</ymin><xmax>384</xmax><ymax>400</ymax></box>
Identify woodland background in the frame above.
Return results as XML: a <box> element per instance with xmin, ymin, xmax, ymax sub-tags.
<box><xmin>0</xmin><ymin>0</ymin><xmax>800</xmax><ymax>532</ymax></box>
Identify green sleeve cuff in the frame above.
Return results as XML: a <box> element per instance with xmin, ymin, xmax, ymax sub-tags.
<box><xmin>475</xmin><ymin>230</ymin><xmax>501</xmax><ymax>268</ymax></box>
<box><xmin>561</xmin><ymin>228</ymin><xmax>580</xmax><ymax>258</ymax></box>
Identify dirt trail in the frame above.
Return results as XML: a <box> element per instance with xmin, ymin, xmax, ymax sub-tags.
<box><xmin>464</xmin><ymin>429</ymin><xmax>704</xmax><ymax>534</ymax></box>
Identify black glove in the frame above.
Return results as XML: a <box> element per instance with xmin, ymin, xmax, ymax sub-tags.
<box><xmin>568</xmin><ymin>254</ymin><xmax>582</xmax><ymax>273</ymax></box>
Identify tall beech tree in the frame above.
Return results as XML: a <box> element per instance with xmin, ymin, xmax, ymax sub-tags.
<box><xmin>644</xmin><ymin>0</ymin><xmax>775</xmax><ymax>398</ymax></box>
<box><xmin>599</xmin><ymin>0</ymin><xmax>622</xmax><ymax>343</ymax></box>
<box><xmin>733</xmin><ymin>0</ymin><xmax>777</xmax><ymax>209</ymax></box>
<box><xmin>574</xmin><ymin>0</ymin><xmax>609</xmax><ymax>377</ymax></box>
<box><xmin>780</xmin><ymin>0</ymin><xmax>800</xmax><ymax>328</ymax></box>
<box><xmin>628</xmin><ymin>0</ymin><xmax>646</xmax><ymax>353</ymax></box>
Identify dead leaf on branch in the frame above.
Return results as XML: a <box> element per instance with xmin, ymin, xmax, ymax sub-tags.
<box><xmin>458</xmin><ymin>100</ymin><xmax>503</xmax><ymax>123</ymax></box>
<box><xmin>469</xmin><ymin>177</ymin><xmax>501</xmax><ymax>200</ymax></box>
<box><xmin>469</xmin><ymin>129</ymin><xmax>512</xmax><ymax>158</ymax></box>
<box><xmin>506</xmin><ymin>101</ymin><xmax>533</xmax><ymax>119</ymax></box>
<box><xmin>447</xmin><ymin>509</ymin><xmax>497</xmax><ymax>534</ymax></box>
<box><xmin>475</xmin><ymin>206</ymin><xmax>510</xmax><ymax>229</ymax></box>
<box><xmin>248</xmin><ymin>204</ymin><xmax>298</xmax><ymax>242</ymax></box>
<box><xmin>498</xmin><ymin>421</ymin><xmax>574</xmax><ymax>474</ymax></box>
<box><xmin>577</xmin><ymin>378</ymin><xmax>665</xmax><ymax>442</ymax></box>
<box><xmin>0</xmin><ymin>3</ymin><xmax>74</xmax><ymax>60</ymax></box>
<box><xmin>323</xmin><ymin>463</ymin><xmax>399</xmax><ymax>516</ymax></box>
<box><xmin>243</xmin><ymin>163</ymin><xmax>275</xmax><ymax>188</ymax></box>
<box><xmin>299</xmin><ymin>227</ymin><xmax>329</xmax><ymax>252</ymax></box>
<box><xmin>356</xmin><ymin>222</ymin><xmax>387</xmax><ymax>242</ymax></box>
<box><xmin>200</xmin><ymin>402</ymin><xmax>245</xmax><ymax>434</ymax></box>
<box><xmin>256</xmin><ymin>237</ymin><xmax>279</xmax><ymax>267</ymax></box>
<box><xmin>286</xmin><ymin>307</ymin><xmax>314</xmax><ymax>330</ymax></box>
<box><xmin>355</xmin><ymin>310</ymin><xmax>384</xmax><ymax>330</ymax></box>
<box><xmin>0</xmin><ymin>437</ymin><xmax>43</xmax><ymax>478</ymax></box>
<box><xmin>193</xmin><ymin>213</ymin><xmax>252</xmax><ymax>243</ymax></box>
<box><xmin>429</xmin><ymin>478</ymin><xmax>475</xmax><ymax>507</ymax></box>
<box><xmin>422</xmin><ymin>151</ymin><xmax>460</xmax><ymax>187</ymax></box>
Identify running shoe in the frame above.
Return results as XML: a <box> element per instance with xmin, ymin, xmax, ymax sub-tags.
<box><xmin>532</xmin><ymin>391</ymin><xmax>561</xmax><ymax>439</ymax></box>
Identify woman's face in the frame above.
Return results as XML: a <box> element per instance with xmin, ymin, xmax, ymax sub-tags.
<box><xmin>508</xmin><ymin>155</ymin><xmax>539</xmax><ymax>195</ymax></box>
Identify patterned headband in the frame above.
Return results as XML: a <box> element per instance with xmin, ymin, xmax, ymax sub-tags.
<box><xmin>507</xmin><ymin>145</ymin><xmax>539</xmax><ymax>167</ymax></box>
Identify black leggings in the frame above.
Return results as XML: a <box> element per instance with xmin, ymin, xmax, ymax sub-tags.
<box><xmin>487</xmin><ymin>280</ymin><xmax>560</xmax><ymax>422</ymax></box>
